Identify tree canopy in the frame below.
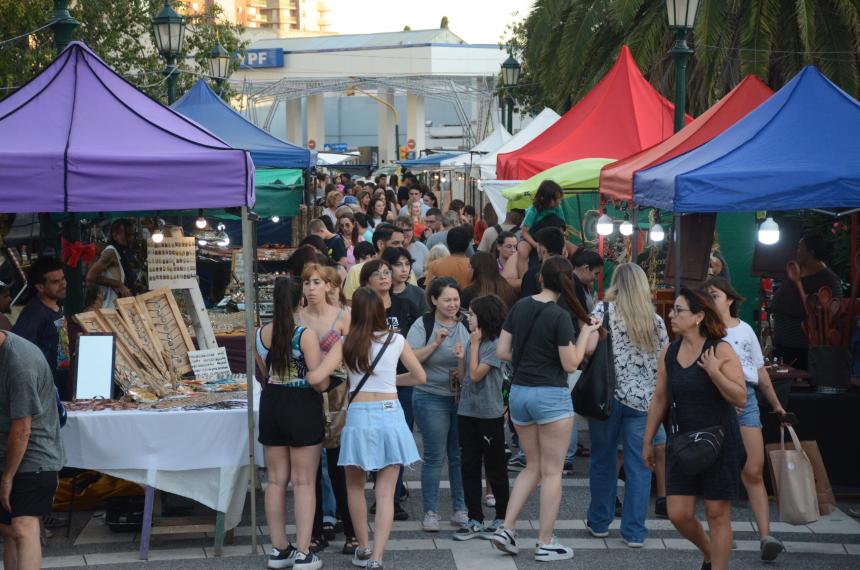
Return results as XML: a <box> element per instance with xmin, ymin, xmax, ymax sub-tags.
<box><xmin>0</xmin><ymin>1</ymin><xmax>246</xmax><ymax>103</ymax></box>
<box><xmin>504</xmin><ymin>0</ymin><xmax>860</xmax><ymax>116</ymax></box>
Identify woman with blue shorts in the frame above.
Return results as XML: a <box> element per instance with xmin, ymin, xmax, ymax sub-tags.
<box><xmin>492</xmin><ymin>256</ymin><xmax>600</xmax><ymax>561</ymax></box>
<box><xmin>309</xmin><ymin>287</ymin><xmax>426</xmax><ymax>569</ymax></box>
<box><xmin>705</xmin><ymin>278</ymin><xmax>788</xmax><ymax>562</ymax></box>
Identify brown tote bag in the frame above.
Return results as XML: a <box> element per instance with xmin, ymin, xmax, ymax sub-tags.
<box><xmin>768</xmin><ymin>425</ymin><xmax>820</xmax><ymax>525</ymax></box>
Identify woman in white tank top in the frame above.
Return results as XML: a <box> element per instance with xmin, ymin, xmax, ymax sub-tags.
<box><xmin>309</xmin><ymin>287</ymin><xmax>425</xmax><ymax>569</ymax></box>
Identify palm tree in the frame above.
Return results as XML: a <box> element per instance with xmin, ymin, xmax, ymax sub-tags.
<box><xmin>512</xmin><ymin>0</ymin><xmax>860</xmax><ymax>115</ymax></box>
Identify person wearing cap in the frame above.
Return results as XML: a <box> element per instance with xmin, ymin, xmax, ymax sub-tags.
<box><xmin>0</xmin><ymin>281</ymin><xmax>12</xmax><ymax>331</ymax></box>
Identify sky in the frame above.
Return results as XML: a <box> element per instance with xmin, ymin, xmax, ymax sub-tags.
<box><xmin>325</xmin><ymin>0</ymin><xmax>534</xmax><ymax>44</ymax></box>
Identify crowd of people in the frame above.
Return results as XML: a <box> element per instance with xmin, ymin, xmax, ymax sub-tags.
<box><xmin>0</xmin><ymin>175</ymin><xmax>812</xmax><ymax>570</ymax></box>
<box><xmin>247</xmin><ymin>176</ymin><xmax>795</xmax><ymax>570</ymax></box>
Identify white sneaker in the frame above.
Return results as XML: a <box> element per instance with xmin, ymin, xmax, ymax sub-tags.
<box><xmin>490</xmin><ymin>527</ymin><xmax>519</xmax><ymax>555</ymax></box>
<box><xmin>450</xmin><ymin>509</ymin><xmax>469</xmax><ymax>528</ymax></box>
<box><xmin>422</xmin><ymin>511</ymin><xmax>441</xmax><ymax>532</ymax></box>
<box><xmin>534</xmin><ymin>539</ymin><xmax>574</xmax><ymax>562</ymax></box>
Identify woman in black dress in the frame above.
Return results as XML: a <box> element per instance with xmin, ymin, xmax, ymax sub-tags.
<box><xmin>643</xmin><ymin>289</ymin><xmax>746</xmax><ymax>570</ymax></box>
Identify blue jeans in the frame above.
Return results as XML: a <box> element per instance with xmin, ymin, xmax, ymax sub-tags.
<box><xmin>395</xmin><ymin>386</ymin><xmax>415</xmax><ymax>503</ymax></box>
<box><xmin>566</xmin><ymin>415</ymin><xmax>579</xmax><ymax>463</ymax></box>
<box><xmin>413</xmin><ymin>390</ymin><xmax>465</xmax><ymax>513</ymax></box>
<box><xmin>320</xmin><ymin>450</ymin><xmax>336</xmax><ymax>523</ymax></box>
<box><xmin>587</xmin><ymin>399</ymin><xmax>652</xmax><ymax>543</ymax></box>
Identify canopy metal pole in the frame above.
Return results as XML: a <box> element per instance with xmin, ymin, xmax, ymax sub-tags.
<box><xmin>674</xmin><ymin>213</ymin><xmax>682</xmax><ymax>294</ymax></box>
<box><xmin>241</xmin><ymin>206</ymin><xmax>258</xmax><ymax>553</ymax></box>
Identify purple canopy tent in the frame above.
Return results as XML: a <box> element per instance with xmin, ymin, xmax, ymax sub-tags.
<box><xmin>0</xmin><ymin>42</ymin><xmax>260</xmax><ymax>554</ymax></box>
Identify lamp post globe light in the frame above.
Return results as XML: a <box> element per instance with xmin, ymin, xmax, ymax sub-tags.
<box><xmin>207</xmin><ymin>41</ymin><xmax>233</xmax><ymax>95</ymax></box>
<box><xmin>666</xmin><ymin>0</ymin><xmax>700</xmax><ymax>293</ymax></box>
<box><xmin>596</xmin><ymin>214</ymin><xmax>614</xmax><ymax>236</ymax></box>
<box><xmin>152</xmin><ymin>0</ymin><xmax>186</xmax><ymax>104</ymax></box>
<box><xmin>758</xmin><ymin>217</ymin><xmax>780</xmax><ymax>245</ymax></box>
<box><xmin>501</xmin><ymin>54</ymin><xmax>521</xmax><ymax>134</ymax></box>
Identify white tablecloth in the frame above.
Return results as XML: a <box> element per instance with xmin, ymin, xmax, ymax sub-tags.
<box><xmin>61</xmin><ymin>402</ymin><xmax>264</xmax><ymax>530</ymax></box>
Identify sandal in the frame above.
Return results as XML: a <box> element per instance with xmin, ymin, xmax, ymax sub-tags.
<box><xmin>309</xmin><ymin>536</ymin><xmax>329</xmax><ymax>553</ymax></box>
<box><xmin>322</xmin><ymin>522</ymin><xmax>336</xmax><ymax>541</ymax></box>
<box><xmin>342</xmin><ymin>536</ymin><xmax>359</xmax><ymax>554</ymax></box>
<box><xmin>576</xmin><ymin>444</ymin><xmax>590</xmax><ymax>457</ymax></box>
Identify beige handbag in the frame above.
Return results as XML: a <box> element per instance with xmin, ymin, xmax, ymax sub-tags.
<box><xmin>768</xmin><ymin>424</ymin><xmax>820</xmax><ymax>525</ymax></box>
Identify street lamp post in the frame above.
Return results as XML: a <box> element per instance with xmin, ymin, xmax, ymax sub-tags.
<box><xmin>48</xmin><ymin>0</ymin><xmax>80</xmax><ymax>54</ymax></box>
<box><xmin>346</xmin><ymin>85</ymin><xmax>399</xmax><ymax>165</ymax></box>
<box><xmin>501</xmin><ymin>54</ymin><xmax>521</xmax><ymax>134</ymax></box>
<box><xmin>151</xmin><ymin>1</ymin><xmax>186</xmax><ymax>104</ymax></box>
<box><xmin>667</xmin><ymin>0</ymin><xmax>699</xmax><ymax>294</ymax></box>
<box><xmin>206</xmin><ymin>42</ymin><xmax>233</xmax><ymax>97</ymax></box>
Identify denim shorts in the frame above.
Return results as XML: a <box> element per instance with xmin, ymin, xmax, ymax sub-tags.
<box><xmin>738</xmin><ymin>384</ymin><xmax>762</xmax><ymax>428</ymax></box>
<box><xmin>509</xmin><ymin>385</ymin><xmax>574</xmax><ymax>426</ymax></box>
<box><xmin>338</xmin><ymin>400</ymin><xmax>421</xmax><ymax>472</ymax></box>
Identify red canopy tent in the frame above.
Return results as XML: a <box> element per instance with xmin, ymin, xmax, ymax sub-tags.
<box><xmin>599</xmin><ymin>75</ymin><xmax>774</xmax><ymax>201</ymax></box>
<box><xmin>496</xmin><ymin>45</ymin><xmax>690</xmax><ymax>180</ymax></box>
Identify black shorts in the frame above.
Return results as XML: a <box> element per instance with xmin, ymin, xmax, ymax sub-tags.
<box><xmin>258</xmin><ymin>385</ymin><xmax>325</xmax><ymax>447</ymax></box>
<box><xmin>0</xmin><ymin>471</ymin><xmax>59</xmax><ymax>524</ymax></box>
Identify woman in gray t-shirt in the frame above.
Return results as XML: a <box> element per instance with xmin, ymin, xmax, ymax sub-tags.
<box><xmin>406</xmin><ymin>277</ymin><xmax>469</xmax><ymax>532</ymax></box>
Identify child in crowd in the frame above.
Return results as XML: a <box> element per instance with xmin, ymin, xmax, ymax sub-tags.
<box><xmin>451</xmin><ymin>294</ymin><xmax>510</xmax><ymax>540</ymax></box>
<box><xmin>516</xmin><ymin>180</ymin><xmax>565</xmax><ymax>277</ymax></box>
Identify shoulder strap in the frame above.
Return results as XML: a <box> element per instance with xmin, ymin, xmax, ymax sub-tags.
<box><xmin>423</xmin><ymin>312</ymin><xmax>436</xmax><ymax>344</ymax></box>
<box><xmin>493</xmin><ymin>223</ymin><xmax>502</xmax><ymax>234</ymax></box>
<box><xmin>509</xmin><ymin>224</ymin><xmax>521</xmax><ymax>234</ymax></box>
<box><xmin>349</xmin><ymin>331</ymin><xmax>394</xmax><ymax>404</ymax></box>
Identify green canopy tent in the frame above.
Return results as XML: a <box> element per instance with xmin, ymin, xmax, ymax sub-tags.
<box><xmin>501</xmin><ymin>158</ymin><xmax>615</xmax><ymax>209</ymax></box>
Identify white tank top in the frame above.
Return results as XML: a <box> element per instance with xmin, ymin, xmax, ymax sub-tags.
<box><xmin>347</xmin><ymin>333</ymin><xmax>405</xmax><ymax>394</ymax></box>
<box><xmin>99</xmin><ymin>245</ymin><xmax>125</xmax><ymax>309</ymax></box>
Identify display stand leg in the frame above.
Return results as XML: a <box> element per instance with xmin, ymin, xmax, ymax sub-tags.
<box><xmin>214</xmin><ymin>511</ymin><xmax>225</xmax><ymax>556</ymax></box>
<box><xmin>139</xmin><ymin>485</ymin><xmax>155</xmax><ymax>560</ymax></box>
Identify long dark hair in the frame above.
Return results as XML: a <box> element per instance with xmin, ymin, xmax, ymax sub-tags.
<box><xmin>540</xmin><ymin>256</ymin><xmax>589</xmax><ymax>323</ymax></box>
<box><xmin>679</xmin><ymin>287</ymin><xmax>727</xmax><ymax>340</ymax></box>
<box><xmin>702</xmin><ymin>276</ymin><xmax>744</xmax><ymax>318</ymax></box>
<box><xmin>338</xmin><ymin>211</ymin><xmax>359</xmax><ymax>244</ymax></box>
<box><xmin>368</xmin><ymin>197</ymin><xmax>386</xmax><ymax>226</ymax></box>
<box><xmin>533</xmin><ymin>180</ymin><xmax>562</xmax><ymax>212</ymax></box>
<box><xmin>468</xmin><ymin>251</ymin><xmax>515</xmax><ymax>308</ymax></box>
<box><xmin>343</xmin><ymin>287</ymin><xmax>390</xmax><ymax>373</ymax></box>
<box><xmin>425</xmin><ymin>276</ymin><xmax>460</xmax><ymax>314</ymax></box>
<box><xmin>268</xmin><ymin>277</ymin><xmax>302</xmax><ymax>378</ymax></box>
<box><xmin>469</xmin><ymin>294</ymin><xmax>506</xmax><ymax>340</ymax></box>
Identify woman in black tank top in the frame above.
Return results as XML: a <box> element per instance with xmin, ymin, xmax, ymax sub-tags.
<box><xmin>643</xmin><ymin>289</ymin><xmax>746</xmax><ymax>570</ymax></box>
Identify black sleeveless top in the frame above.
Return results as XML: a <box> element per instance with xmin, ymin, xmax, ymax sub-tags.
<box><xmin>664</xmin><ymin>338</ymin><xmax>741</xmax><ymax>500</ymax></box>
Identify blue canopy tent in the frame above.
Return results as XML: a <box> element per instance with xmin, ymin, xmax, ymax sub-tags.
<box><xmin>398</xmin><ymin>152</ymin><xmax>460</xmax><ymax>172</ymax></box>
<box><xmin>172</xmin><ymin>80</ymin><xmax>314</xmax><ymax>169</ymax></box>
<box><xmin>633</xmin><ymin>66</ymin><xmax>860</xmax><ymax>212</ymax></box>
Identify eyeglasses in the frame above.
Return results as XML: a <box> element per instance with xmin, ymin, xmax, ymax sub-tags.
<box><xmin>669</xmin><ymin>306</ymin><xmax>692</xmax><ymax>316</ymax></box>
<box><xmin>371</xmin><ymin>270</ymin><xmax>392</xmax><ymax>279</ymax></box>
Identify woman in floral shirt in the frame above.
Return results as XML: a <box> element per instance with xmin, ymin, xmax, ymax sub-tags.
<box><xmin>584</xmin><ymin>263</ymin><xmax>668</xmax><ymax>548</ymax></box>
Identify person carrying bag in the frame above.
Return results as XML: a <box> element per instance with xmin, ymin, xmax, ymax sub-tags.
<box><xmin>572</xmin><ymin>301</ymin><xmax>615</xmax><ymax>420</ymax></box>
<box><xmin>768</xmin><ymin>424</ymin><xmax>820</xmax><ymax>525</ymax></box>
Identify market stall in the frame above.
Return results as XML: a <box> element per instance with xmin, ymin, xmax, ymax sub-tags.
<box><xmin>0</xmin><ymin>41</ymin><xmax>261</xmax><ymax>556</ymax></box>
<box><xmin>633</xmin><ymin>65</ymin><xmax>860</xmax><ymax>487</ymax></box>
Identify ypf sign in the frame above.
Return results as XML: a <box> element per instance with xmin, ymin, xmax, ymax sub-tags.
<box><xmin>241</xmin><ymin>49</ymin><xmax>284</xmax><ymax>69</ymax></box>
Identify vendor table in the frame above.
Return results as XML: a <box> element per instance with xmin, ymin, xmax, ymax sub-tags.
<box><xmin>62</xmin><ymin>403</ymin><xmax>263</xmax><ymax>559</ymax></box>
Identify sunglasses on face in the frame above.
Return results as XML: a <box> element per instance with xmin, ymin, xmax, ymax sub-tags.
<box><xmin>371</xmin><ymin>270</ymin><xmax>392</xmax><ymax>279</ymax></box>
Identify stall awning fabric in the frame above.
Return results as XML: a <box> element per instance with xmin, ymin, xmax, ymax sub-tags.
<box><xmin>600</xmin><ymin>76</ymin><xmax>773</xmax><ymax>202</ymax></box>
<box><xmin>172</xmin><ymin>80</ymin><xmax>313</xmax><ymax>169</ymax></box>
<box><xmin>398</xmin><ymin>152</ymin><xmax>460</xmax><ymax>171</ymax></box>
<box><xmin>0</xmin><ymin>42</ymin><xmax>254</xmax><ymax>214</ymax></box>
<box><xmin>634</xmin><ymin>66</ymin><xmax>860</xmax><ymax>212</ymax></box>
<box><xmin>496</xmin><ymin>45</ymin><xmax>691</xmax><ymax>181</ymax></box>
<box><xmin>475</xmin><ymin>108</ymin><xmax>560</xmax><ymax>180</ymax></box>
<box><xmin>441</xmin><ymin>127</ymin><xmax>512</xmax><ymax>168</ymax></box>
<box><xmin>502</xmin><ymin>158</ymin><xmax>616</xmax><ymax>209</ymax></box>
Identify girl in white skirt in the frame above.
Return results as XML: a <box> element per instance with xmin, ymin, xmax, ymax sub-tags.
<box><xmin>309</xmin><ymin>287</ymin><xmax>426</xmax><ymax>569</ymax></box>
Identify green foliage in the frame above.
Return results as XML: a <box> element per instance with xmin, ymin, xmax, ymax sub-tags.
<box><xmin>440</xmin><ymin>16</ymin><xmax>449</xmax><ymax>29</ymax></box>
<box><xmin>403</xmin><ymin>25</ymin><xmax>412</xmax><ymax>31</ymax></box>
<box><xmin>504</xmin><ymin>0</ymin><xmax>860</xmax><ymax>116</ymax></box>
<box><xmin>0</xmin><ymin>0</ymin><xmax>247</xmax><ymax>104</ymax></box>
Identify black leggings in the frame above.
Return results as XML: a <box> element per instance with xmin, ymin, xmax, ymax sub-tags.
<box><xmin>313</xmin><ymin>447</ymin><xmax>355</xmax><ymax>539</ymax></box>
<box><xmin>458</xmin><ymin>415</ymin><xmax>509</xmax><ymax>523</ymax></box>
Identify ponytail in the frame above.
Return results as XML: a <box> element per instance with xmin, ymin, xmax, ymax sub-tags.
<box><xmin>540</xmin><ymin>256</ymin><xmax>589</xmax><ymax>323</ymax></box>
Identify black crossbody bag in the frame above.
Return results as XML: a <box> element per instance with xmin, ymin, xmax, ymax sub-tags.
<box><xmin>666</xmin><ymin>342</ymin><xmax>730</xmax><ymax>476</ymax></box>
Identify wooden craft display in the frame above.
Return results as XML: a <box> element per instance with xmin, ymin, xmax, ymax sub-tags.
<box><xmin>115</xmin><ymin>297</ymin><xmax>169</xmax><ymax>373</ymax></box>
<box><xmin>137</xmin><ymin>288</ymin><xmax>195</xmax><ymax>375</ymax></box>
<box><xmin>147</xmin><ymin>237</ymin><xmax>197</xmax><ymax>287</ymax></box>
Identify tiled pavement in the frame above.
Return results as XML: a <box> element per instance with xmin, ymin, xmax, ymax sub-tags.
<box><xmin>5</xmin><ymin>472</ymin><xmax>860</xmax><ymax>569</ymax></box>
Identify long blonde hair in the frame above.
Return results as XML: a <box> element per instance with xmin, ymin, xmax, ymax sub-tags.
<box><xmin>605</xmin><ymin>263</ymin><xmax>659</xmax><ymax>352</ymax></box>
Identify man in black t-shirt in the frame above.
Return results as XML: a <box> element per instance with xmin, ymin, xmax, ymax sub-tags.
<box><xmin>309</xmin><ymin>218</ymin><xmax>347</xmax><ymax>269</ymax></box>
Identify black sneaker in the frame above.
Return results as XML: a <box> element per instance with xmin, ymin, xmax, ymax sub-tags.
<box><xmin>267</xmin><ymin>544</ymin><xmax>297</xmax><ymax>569</ymax></box>
<box><xmin>507</xmin><ymin>456</ymin><xmax>527</xmax><ymax>472</ymax></box>
<box><xmin>452</xmin><ymin>520</ymin><xmax>484</xmax><ymax>541</ymax></box>
<box><xmin>400</xmin><ymin>482</ymin><xmax>409</xmax><ymax>500</ymax></box>
<box><xmin>563</xmin><ymin>461</ymin><xmax>574</xmax><ymax>475</ymax></box>
<box><xmin>394</xmin><ymin>504</ymin><xmax>409</xmax><ymax>521</ymax></box>
<box><xmin>615</xmin><ymin>497</ymin><xmax>623</xmax><ymax>518</ymax></box>
<box><xmin>760</xmin><ymin>535</ymin><xmax>784</xmax><ymax>561</ymax></box>
<box><xmin>655</xmin><ymin>496</ymin><xmax>668</xmax><ymax>519</ymax></box>
<box><xmin>294</xmin><ymin>551</ymin><xmax>323</xmax><ymax>570</ymax></box>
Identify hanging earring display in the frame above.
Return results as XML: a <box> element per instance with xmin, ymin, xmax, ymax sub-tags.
<box><xmin>147</xmin><ymin>236</ymin><xmax>197</xmax><ymax>287</ymax></box>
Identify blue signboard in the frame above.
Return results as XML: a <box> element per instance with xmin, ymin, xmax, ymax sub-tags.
<box><xmin>241</xmin><ymin>48</ymin><xmax>284</xmax><ymax>69</ymax></box>
<box><xmin>324</xmin><ymin>143</ymin><xmax>349</xmax><ymax>153</ymax></box>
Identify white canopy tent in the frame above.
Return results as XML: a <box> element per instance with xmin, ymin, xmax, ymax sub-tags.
<box><xmin>474</xmin><ymin>108</ymin><xmax>561</xmax><ymax>180</ymax></box>
<box><xmin>440</xmin><ymin>127</ymin><xmax>512</xmax><ymax>168</ymax></box>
